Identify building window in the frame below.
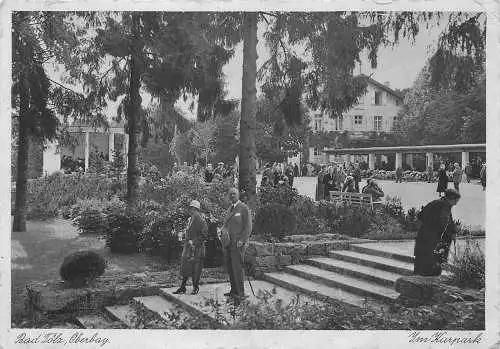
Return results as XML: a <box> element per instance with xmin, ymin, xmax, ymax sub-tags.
<box><xmin>374</xmin><ymin>115</ymin><xmax>383</xmax><ymax>131</ymax></box>
<box><xmin>313</xmin><ymin>147</ymin><xmax>320</xmax><ymax>156</ymax></box>
<box><xmin>375</xmin><ymin>91</ymin><xmax>382</xmax><ymax>105</ymax></box>
<box><xmin>354</xmin><ymin>115</ymin><xmax>363</xmax><ymax>126</ymax></box>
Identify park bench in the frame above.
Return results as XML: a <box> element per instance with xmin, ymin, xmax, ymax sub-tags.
<box><xmin>329</xmin><ymin>191</ymin><xmax>382</xmax><ymax>210</ymax></box>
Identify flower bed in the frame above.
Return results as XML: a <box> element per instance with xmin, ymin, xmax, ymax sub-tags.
<box><xmin>361</xmin><ymin>170</ymin><xmax>434</xmax><ymax>182</ymax></box>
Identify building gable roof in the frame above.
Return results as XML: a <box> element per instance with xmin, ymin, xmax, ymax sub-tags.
<box><xmin>358</xmin><ymin>74</ymin><xmax>404</xmax><ymax>100</ymax></box>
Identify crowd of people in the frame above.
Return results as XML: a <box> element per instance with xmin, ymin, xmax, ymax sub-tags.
<box><xmin>313</xmin><ymin>161</ymin><xmax>385</xmax><ymax>202</ymax></box>
<box><xmin>260</xmin><ymin>162</ymin><xmax>299</xmax><ymax>189</ymax></box>
<box><xmin>203</xmin><ymin>162</ymin><xmax>236</xmax><ymax>183</ymax></box>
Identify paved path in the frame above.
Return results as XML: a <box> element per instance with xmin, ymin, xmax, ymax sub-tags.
<box><xmin>258</xmin><ymin>175</ymin><xmax>485</xmax><ymax>229</ymax></box>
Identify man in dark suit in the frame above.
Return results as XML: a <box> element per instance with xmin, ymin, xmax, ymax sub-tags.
<box><xmin>221</xmin><ymin>187</ymin><xmax>252</xmax><ymax>305</ymax></box>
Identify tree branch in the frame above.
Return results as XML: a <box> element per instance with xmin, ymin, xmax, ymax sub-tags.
<box><xmin>47</xmin><ymin>78</ymin><xmax>85</xmax><ymax>97</ymax></box>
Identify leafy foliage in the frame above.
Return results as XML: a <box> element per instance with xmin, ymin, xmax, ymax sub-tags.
<box><xmin>393</xmin><ymin>64</ymin><xmax>485</xmax><ymax>146</ymax></box>
<box><xmin>59</xmin><ymin>251</ymin><xmax>107</xmax><ymax>287</ymax></box>
<box><xmin>258</xmin><ymin>185</ymin><xmax>300</xmax><ymax>207</ymax></box>
<box><xmin>105</xmin><ymin>211</ymin><xmax>145</xmax><ymax>254</ymax></box>
<box><xmin>26</xmin><ymin>172</ymin><xmax>124</xmax><ymax>220</ymax></box>
<box><xmin>139</xmin><ymin>212</ymin><xmax>186</xmax><ymax>262</ymax></box>
<box><xmin>445</xmin><ymin>237</ymin><xmax>485</xmax><ymax>289</ymax></box>
<box><xmin>254</xmin><ymin>204</ymin><xmax>297</xmax><ymax>241</ymax></box>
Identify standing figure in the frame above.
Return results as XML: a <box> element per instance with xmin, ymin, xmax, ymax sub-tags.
<box><xmin>436</xmin><ymin>163</ymin><xmax>448</xmax><ymax>197</ymax></box>
<box><xmin>395</xmin><ymin>166</ymin><xmax>403</xmax><ymax>183</ymax></box>
<box><xmin>480</xmin><ymin>163</ymin><xmax>486</xmax><ymax>191</ymax></box>
<box><xmin>302</xmin><ymin>163</ymin><xmax>308</xmax><ymax>177</ymax></box>
<box><xmin>315</xmin><ymin>165</ymin><xmax>327</xmax><ymax>201</ymax></box>
<box><xmin>323</xmin><ymin>166</ymin><xmax>337</xmax><ymax>200</ymax></box>
<box><xmin>413</xmin><ymin>189</ymin><xmax>460</xmax><ymax>276</ymax></box>
<box><xmin>362</xmin><ymin>178</ymin><xmax>385</xmax><ymax>202</ymax></box>
<box><xmin>173</xmin><ymin>200</ymin><xmax>208</xmax><ymax>295</ymax></box>
<box><xmin>353</xmin><ymin>163</ymin><xmax>361</xmax><ymax>193</ymax></box>
<box><xmin>452</xmin><ymin>163</ymin><xmax>463</xmax><ymax>192</ymax></box>
<box><xmin>342</xmin><ymin>175</ymin><xmax>357</xmax><ymax>193</ymax></box>
<box><xmin>221</xmin><ymin>188</ymin><xmax>252</xmax><ymax>305</ymax></box>
<box><xmin>464</xmin><ymin>163</ymin><xmax>472</xmax><ymax>183</ymax></box>
<box><xmin>204</xmin><ymin>164</ymin><xmax>214</xmax><ymax>183</ymax></box>
<box><xmin>294</xmin><ymin>163</ymin><xmax>299</xmax><ymax>178</ymax></box>
<box><xmin>427</xmin><ymin>166</ymin><xmax>434</xmax><ymax>183</ymax></box>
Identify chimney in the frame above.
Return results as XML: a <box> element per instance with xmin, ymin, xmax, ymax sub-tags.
<box><xmin>384</xmin><ymin>81</ymin><xmax>391</xmax><ymax>87</ymax></box>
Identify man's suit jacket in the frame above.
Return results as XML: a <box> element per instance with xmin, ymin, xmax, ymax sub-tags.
<box><xmin>222</xmin><ymin>202</ymin><xmax>252</xmax><ymax>247</ymax></box>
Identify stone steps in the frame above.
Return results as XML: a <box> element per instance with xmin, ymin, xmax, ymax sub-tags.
<box><xmin>104</xmin><ymin>304</ymin><xmax>139</xmax><ymax>328</ymax></box>
<box><xmin>262</xmin><ymin>272</ymin><xmax>385</xmax><ymax>310</ymax></box>
<box><xmin>329</xmin><ymin>250</ymin><xmax>414</xmax><ymax>275</ymax></box>
<box><xmin>284</xmin><ymin>264</ymin><xmax>399</xmax><ymax>303</ymax></box>
<box><xmin>351</xmin><ymin>244</ymin><xmax>415</xmax><ymax>263</ymax></box>
<box><xmin>74</xmin><ymin>314</ymin><xmax>126</xmax><ymax>329</ymax></box>
<box><xmin>304</xmin><ymin>256</ymin><xmax>401</xmax><ymax>287</ymax></box>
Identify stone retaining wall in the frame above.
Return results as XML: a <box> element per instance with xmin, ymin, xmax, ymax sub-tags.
<box><xmin>245</xmin><ymin>235</ymin><xmax>369</xmax><ymax>278</ymax></box>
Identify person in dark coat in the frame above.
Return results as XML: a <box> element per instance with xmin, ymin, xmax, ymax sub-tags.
<box><xmin>302</xmin><ymin>164</ymin><xmax>308</xmax><ymax>177</ymax></box>
<box><xmin>285</xmin><ymin>164</ymin><xmax>294</xmax><ymax>187</ymax></box>
<box><xmin>315</xmin><ymin>165</ymin><xmax>327</xmax><ymax>201</ymax></box>
<box><xmin>323</xmin><ymin>166</ymin><xmax>337</xmax><ymax>200</ymax></box>
<box><xmin>173</xmin><ymin>200</ymin><xmax>208</xmax><ymax>295</ymax></box>
<box><xmin>204</xmin><ymin>164</ymin><xmax>214</xmax><ymax>183</ymax></box>
<box><xmin>294</xmin><ymin>163</ymin><xmax>299</xmax><ymax>177</ymax></box>
<box><xmin>262</xmin><ymin>164</ymin><xmax>274</xmax><ymax>186</ymax></box>
<box><xmin>353</xmin><ymin>163</ymin><xmax>362</xmax><ymax>193</ymax></box>
<box><xmin>361</xmin><ymin>178</ymin><xmax>384</xmax><ymax>202</ymax></box>
<box><xmin>436</xmin><ymin>163</ymin><xmax>448</xmax><ymax>197</ymax></box>
<box><xmin>413</xmin><ymin>189</ymin><xmax>460</xmax><ymax>276</ymax></box>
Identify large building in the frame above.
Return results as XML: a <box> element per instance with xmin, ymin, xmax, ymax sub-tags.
<box><xmin>308</xmin><ymin>74</ymin><xmax>404</xmax><ymax>164</ymax></box>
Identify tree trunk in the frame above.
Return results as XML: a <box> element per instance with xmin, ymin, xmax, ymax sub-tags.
<box><xmin>126</xmin><ymin>13</ymin><xmax>142</xmax><ymax>207</ymax></box>
<box><xmin>13</xmin><ymin>72</ymin><xmax>30</xmax><ymax>232</ymax></box>
<box><xmin>239</xmin><ymin>13</ymin><xmax>258</xmax><ymax>202</ymax></box>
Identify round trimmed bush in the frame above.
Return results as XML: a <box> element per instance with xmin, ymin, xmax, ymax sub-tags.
<box><xmin>59</xmin><ymin>251</ymin><xmax>107</xmax><ymax>287</ymax></box>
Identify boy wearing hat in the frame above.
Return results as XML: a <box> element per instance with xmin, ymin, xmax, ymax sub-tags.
<box><xmin>173</xmin><ymin>200</ymin><xmax>208</xmax><ymax>295</ymax></box>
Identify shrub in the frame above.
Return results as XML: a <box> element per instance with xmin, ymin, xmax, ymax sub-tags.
<box><xmin>258</xmin><ymin>186</ymin><xmax>300</xmax><ymax>207</ymax></box>
<box><xmin>292</xmin><ymin>196</ymin><xmax>329</xmax><ymax>235</ymax></box>
<box><xmin>383</xmin><ymin>196</ymin><xmax>405</xmax><ymax>221</ymax></box>
<box><xmin>364</xmin><ymin>215</ymin><xmax>415</xmax><ymax>240</ymax></box>
<box><xmin>139</xmin><ymin>210</ymin><xmax>187</xmax><ymax>262</ymax></box>
<box><xmin>26</xmin><ymin>172</ymin><xmax>123</xmax><ymax>220</ymax></box>
<box><xmin>254</xmin><ymin>204</ymin><xmax>297</xmax><ymax>241</ymax></box>
<box><xmin>74</xmin><ymin>208</ymin><xmax>108</xmax><ymax>235</ymax></box>
<box><xmin>106</xmin><ymin>211</ymin><xmax>145</xmax><ymax>254</ymax></box>
<box><xmin>330</xmin><ymin>203</ymin><xmax>374</xmax><ymax>238</ymax></box>
<box><xmin>59</xmin><ymin>251</ymin><xmax>107</xmax><ymax>287</ymax></box>
<box><xmin>403</xmin><ymin>207</ymin><xmax>421</xmax><ymax>231</ymax></box>
<box><xmin>445</xmin><ymin>238</ymin><xmax>485</xmax><ymax>289</ymax></box>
